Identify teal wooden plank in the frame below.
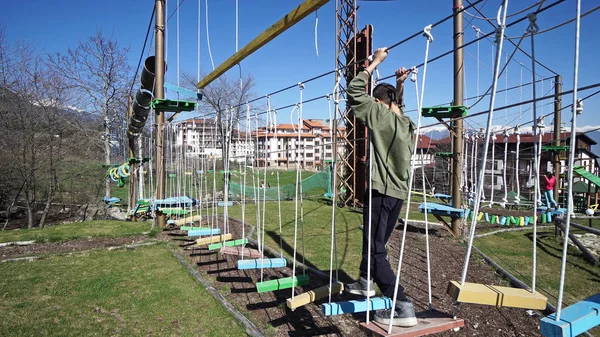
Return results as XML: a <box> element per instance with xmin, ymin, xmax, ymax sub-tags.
<box><xmin>256</xmin><ymin>274</ymin><xmax>309</xmax><ymax>293</ymax></box>
<box><xmin>237</xmin><ymin>258</ymin><xmax>287</xmax><ymax>270</ymax></box>
<box><xmin>418</xmin><ymin>202</ymin><xmax>464</xmax><ymax>217</ymax></box>
<box><xmin>540</xmin><ymin>293</ymin><xmax>600</xmax><ymax>337</ymax></box>
<box><xmin>181</xmin><ymin>226</ymin><xmax>210</xmax><ymax>231</ymax></box>
<box><xmin>322</xmin><ymin>297</ymin><xmax>393</xmax><ymax>316</ymax></box>
<box><xmin>188</xmin><ymin>228</ymin><xmax>220</xmax><ymax>237</ymax></box>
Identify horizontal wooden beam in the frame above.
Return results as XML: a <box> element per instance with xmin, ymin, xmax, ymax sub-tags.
<box><xmin>196</xmin><ymin>0</ymin><xmax>329</xmax><ymax>89</ymax></box>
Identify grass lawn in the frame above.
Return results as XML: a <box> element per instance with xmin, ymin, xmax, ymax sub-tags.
<box><xmin>0</xmin><ymin>220</ymin><xmax>154</xmax><ymax>244</ymax></box>
<box><xmin>0</xmin><ymin>244</ymin><xmax>247</xmax><ymax>337</ymax></box>
<box><xmin>474</xmin><ymin>228</ymin><xmax>600</xmax><ymax>307</ymax></box>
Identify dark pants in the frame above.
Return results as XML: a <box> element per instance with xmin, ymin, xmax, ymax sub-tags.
<box><xmin>359</xmin><ymin>189</ymin><xmax>408</xmax><ymax>301</ymax></box>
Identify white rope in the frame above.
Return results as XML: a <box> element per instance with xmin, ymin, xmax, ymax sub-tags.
<box><xmin>556</xmin><ymin>0</ymin><xmax>581</xmax><ymax>322</ymax></box>
<box><xmin>489</xmin><ymin>134</ymin><xmax>496</xmax><ymax>207</ymax></box>
<box><xmin>388</xmin><ymin>24</ymin><xmax>433</xmax><ymax>334</ymax></box>
<box><xmin>205</xmin><ymin>0</ymin><xmax>215</xmax><ymax>70</ymax></box>
<box><xmin>290</xmin><ymin>83</ymin><xmax>305</xmax><ymax>303</ymax></box>
<box><xmin>327</xmin><ymin>95</ymin><xmax>338</xmax><ymax>303</ymax></box>
<box><xmin>460</xmin><ymin>0</ymin><xmax>510</xmax><ymax>285</ymax></box>
<box><xmin>528</xmin><ymin>12</ymin><xmax>540</xmax><ymax>293</ymax></box>
<box><xmin>413</xmin><ymin>68</ymin><xmax>434</xmax><ymax>310</ymax></box>
<box><xmin>314</xmin><ymin>10</ymin><xmax>319</xmax><ymax>57</ymax></box>
<box><xmin>514</xmin><ymin>126</ymin><xmax>521</xmax><ymax>203</ymax></box>
<box><xmin>259</xmin><ymin>105</ymin><xmax>270</xmax><ymax>281</ymax></box>
<box><xmin>365</xmin><ymin>63</ymin><xmax>377</xmax><ymax>324</ymax></box>
<box><xmin>240</xmin><ymin>104</ymin><xmax>250</xmax><ymax>260</ymax></box>
<box><xmin>273</xmin><ymin>107</ymin><xmax>283</xmax><ymax>259</ymax></box>
<box><xmin>177</xmin><ymin>0</ymin><xmax>180</xmax><ymax>91</ymax></box>
<box><xmin>502</xmin><ymin>129</ymin><xmax>509</xmax><ymax>205</ymax></box>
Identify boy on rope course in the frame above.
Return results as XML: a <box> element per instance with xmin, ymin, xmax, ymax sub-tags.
<box><xmin>345</xmin><ymin>47</ymin><xmax>417</xmax><ymax>327</ymax></box>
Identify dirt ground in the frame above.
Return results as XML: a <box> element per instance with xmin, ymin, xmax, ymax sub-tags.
<box><xmin>171</xmin><ymin>217</ymin><xmax>545</xmax><ymax>337</ymax></box>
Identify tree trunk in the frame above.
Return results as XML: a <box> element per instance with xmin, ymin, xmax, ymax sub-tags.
<box><xmin>104</xmin><ymin>116</ymin><xmax>111</xmax><ymax>199</ymax></box>
<box><xmin>38</xmin><ymin>186</ymin><xmax>54</xmax><ymax>228</ymax></box>
<box><xmin>2</xmin><ymin>180</ymin><xmax>25</xmax><ymax>231</ymax></box>
<box><xmin>24</xmin><ymin>181</ymin><xmax>34</xmax><ymax>229</ymax></box>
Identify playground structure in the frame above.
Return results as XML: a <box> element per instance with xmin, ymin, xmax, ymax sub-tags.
<box><xmin>104</xmin><ymin>0</ymin><xmax>600</xmax><ymax>336</ymax></box>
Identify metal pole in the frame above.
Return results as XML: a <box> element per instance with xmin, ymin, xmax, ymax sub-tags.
<box><xmin>155</xmin><ymin>0</ymin><xmax>166</xmax><ymax>229</ymax></box>
<box><xmin>553</xmin><ymin>75</ymin><xmax>562</xmax><ymax>203</ymax></box>
<box><xmin>451</xmin><ymin>0</ymin><xmax>464</xmax><ymax>237</ymax></box>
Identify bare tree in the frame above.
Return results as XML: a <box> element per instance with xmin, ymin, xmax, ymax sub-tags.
<box><xmin>183</xmin><ymin>72</ymin><xmax>257</xmax><ymax>165</ymax></box>
<box><xmin>47</xmin><ymin>29</ymin><xmax>131</xmax><ymax>200</ymax></box>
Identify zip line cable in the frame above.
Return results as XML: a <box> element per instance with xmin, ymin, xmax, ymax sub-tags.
<box><xmin>128</xmin><ymin>5</ymin><xmax>156</xmax><ymax>97</ymax></box>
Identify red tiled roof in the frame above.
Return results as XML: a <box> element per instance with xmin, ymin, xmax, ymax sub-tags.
<box><xmin>303</xmin><ymin>120</ymin><xmax>324</xmax><ymax>127</ymax></box>
<box><xmin>277</xmin><ymin>123</ymin><xmax>309</xmax><ymax>131</ymax></box>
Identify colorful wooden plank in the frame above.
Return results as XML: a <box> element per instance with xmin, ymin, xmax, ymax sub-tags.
<box><xmin>237</xmin><ymin>258</ymin><xmax>287</xmax><ymax>270</ymax></box>
<box><xmin>188</xmin><ymin>228</ymin><xmax>220</xmax><ymax>237</ymax></box>
<box><xmin>181</xmin><ymin>226</ymin><xmax>210</xmax><ymax>231</ymax></box>
<box><xmin>208</xmin><ymin>238</ymin><xmax>248</xmax><ymax>251</ymax></box>
<box><xmin>360</xmin><ymin>310</ymin><xmax>465</xmax><ymax>336</ymax></box>
<box><xmin>322</xmin><ymin>297</ymin><xmax>392</xmax><ymax>316</ymax></box>
<box><xmin>219</xmin><ymin>246</ymin><xmax>263</xmax><ymax>258</ymax></box>
<box><xmin>447</xmin><ymin>281</ymin><xmax>547</xmax><ymax>309</ymax></box>
<box><xmin>256</xmin><ymin>274</ymin><xmax>309</xmax><ymax>293</ymax></box>
<box><xmin>418</xmin><ymin>202</ymin><xmax>464</xmax><ymax>218</ymax></box>
<box><xmin>540</xmin><ymin>293</ymin><xmax>600</xmax><ymax>337</ymax></box>
<box><xmin>196</xmin><ymin>234</ymin><xmax>232</xmax><ymax>246</ymax></box>
<box><xmin>173</xmin><ymin>215</ymin><xmax>202</xmax><ymax>226</ymax></box>
<box><xmin>286</xmin><ymin>283</ymin><xmax>344</xmax><ymax>310</ymax></box>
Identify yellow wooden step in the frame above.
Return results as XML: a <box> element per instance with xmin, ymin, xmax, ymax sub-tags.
<box><xmin>286</xmin><ymin>282</ymin><xmax>343</xmax><ymax>310</ymax></box>
<box><xmin>173</xmin><ymin>214</ymin><xmax>202</xmax><ymax>226</ymax></box>
<box><xmin>196</xmin><ymin>233</ymin><xmax>232</xmax><ymax>246</ymax></box>
<box><xmin>447</xmin><ymin>281</ymin><xmax>547</xmax><ymax>309</ymax></box>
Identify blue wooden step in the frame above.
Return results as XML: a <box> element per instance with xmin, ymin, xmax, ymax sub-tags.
<box><xmin>237</xmin><ymin>258</ymin><xmax>287</xmax><ymax>270</ymax></box>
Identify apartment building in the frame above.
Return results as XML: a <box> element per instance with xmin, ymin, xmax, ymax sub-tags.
<box><xmin>252</xmin><ymin>119</ymin><xmax>346</xmax><ymax>170</ymax></box>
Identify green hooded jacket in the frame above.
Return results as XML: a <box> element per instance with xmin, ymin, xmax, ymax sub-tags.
<box><xmin>347</xmin><ymin>70</ymin><xmax>415</xmax><ymax>200</ymax></box>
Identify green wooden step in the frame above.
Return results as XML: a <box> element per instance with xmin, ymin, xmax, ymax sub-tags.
<box><xmin>256</xmin><ymin>274</ymin><xmax>309</xmax><ymax>293</ymax></box>
<box><xmin>208</xmin><ymin>238</ymin><xmax>248</xmax><ymax>251</ymax></box>
<box><xmin>541</xmin><ymin>145</ymin><xmax>569</xmax><ymax>152</ymax></box>
<box><xmin>151</xmin><ymin>98</ymin><xmax>197</xmax><ymax>112</ymax></box>
<box><xmin>422</xmin><ymin>105</ymin><xmax>467</xmax><ymax>119</ymax></box>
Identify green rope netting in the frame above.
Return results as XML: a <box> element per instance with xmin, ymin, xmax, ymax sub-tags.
<box><xmin>229</xmin><ymin>169</ymin><xmax>329</xmax><ymax>201</ymax></box>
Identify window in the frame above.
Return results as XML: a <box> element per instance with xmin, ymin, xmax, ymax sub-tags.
<box><xmin>306</xmin><ymin>153</ymin><xmax>313</xmax><ymax>158</ymax></box>
<box><xmin>315</xmin><ymin>149</ymin><xmax>320</xmax><ymax>154</ymax></box>
<box><xmin>326</xmin><ymin>145</ymin><xmax>332</xmax><ymax>149</ymax></box>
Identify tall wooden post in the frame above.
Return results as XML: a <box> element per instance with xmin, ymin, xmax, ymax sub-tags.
<box><xmin>155</xmin><ymin>0</ymin><xmax>166</xmax><ymax>228</ymax></box>
<box><xmin>451</xmin><ymin>0</ymin><xmax>464</xmax><ymax>237</ymax></box>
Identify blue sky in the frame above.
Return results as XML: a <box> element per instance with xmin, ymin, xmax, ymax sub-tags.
<box><xmin>4</xmin><ymin>0</ymin><xmax>600</xmax><ymax>138</ymax></box>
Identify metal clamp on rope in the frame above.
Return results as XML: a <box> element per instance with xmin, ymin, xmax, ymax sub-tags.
<box><xmin>536</xmin><ymin>116</ymin><xmax>545</xmax><ymax>129</ymax></box>
<box><xmin>494</xmin><ymin>26</ymin><xmax>504</xmax><ymax>44</ymax></box>
<box><xmin>514</xmin><ymin>125</ymin><xmax>520</xmax><ymax>135</ymax></box>
<box><xmin>423</xmin><ymin>24</ymin><xmax>433</xmax><ymax>42</ymax></box>
<box><xmin>526</xmin><ymin>13</ymin><xmax>539</xmax><ymax>34</ymax></box>
<box><xmin>298</xmin><ymin>82</ymin><xmax>305</xmax><ymax>90</ymax></box>
<box><xmin>410</xmin><ymin>66</ymin><xmax>418</xmax><ymax>82</ymax></box>
<box><xmin>574</xmin><ymin>98</ymin><xmax>583</xmax><ymax>114</ymax></box>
